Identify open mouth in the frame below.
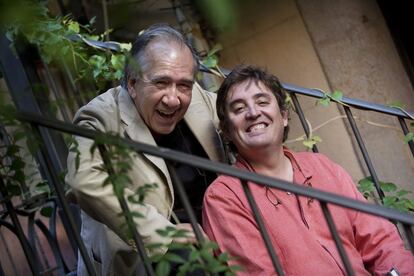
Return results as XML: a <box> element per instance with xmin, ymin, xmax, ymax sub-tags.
<box><xmin>156</xmin><ymin>110</ymin><xmax>177</xmax><ymax>119</ymax></box>
<box><xmin>246</xmin><ymin>122</ymin><xmax>268</xmax><ymax>133</ymax></box>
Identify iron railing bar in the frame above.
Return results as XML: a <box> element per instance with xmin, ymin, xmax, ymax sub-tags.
<box><xmin>29</xmin><ymin>124</ymin><xmax>97</xmax><ymax>276</ymax></box>
<box><xmin>166</xmin><ymin>163</ymin><xmax>205</xmax><ymax>243</ymax></box>
<box><xmin>49</xmin><ymin>201</ymin><xmax>72</xmax><ymax>272</ymax></box>
<box><xmin>97</xmin><ymin>145</ymin><xmax>155</xmax><ymax>276</ymax></box>
<box><xmin>283</xmin><ymin>83</ymin><xmax>414</xmax><ymax>119</ymax></box>
<box><xmin>241</xmin><ymin>180</ymin><xmax>285</xmax><ymax>275</ymax></box>
<box><xmin>35</xmin><ymin>219</ymin><xmax>66</xmax><ymax>275</ymax></box>
<box><xmin>290</xmin><ymin>93</ymin><xmax>318</xmax><ymax>153</ymax></box>
<box><xmin>0</xmin><ymin>178</ymin><xmax>40</xmax><ymax>275</ymax></box>
<box><xmin>27</xmin><ymin>212</ymin><xmax>45</xmax><ymax>272</ymax></box>
<box><xmin>15</xmin><ymin>112</ymin><xmax>414</xmax><ymax>225</ymax></box>
<box><xmin>343</xmin><ymin>107</ymin><xmax>385</xmax><ymax>200</ymax></box>
<box><xmin>402</xmin><ymin>224</ymin><xmax>414</xmax><ymax>253</ymax></box>
<box><xmin>0</xmin><ymin>219</ymin><xmax>20</xmax><ymax>276</ymax></box>
<box><xmin>42</xmin><ymin>61</ymin><xmax>71</xmax><ymax>123</ymax></box>
<box><xmin>320</xmin><ymin>202</ymin><xmax>355</xmax><ymax>276</ymax></box>
<box><xmin>398</xmin><ymin>117</ymin><xmax>414</xmax><ymax>157</ymax></box>
<box><xmin>0</xmin><ymin>261</ymin><xmax>4</xmax><ymax>276</ymax></box>
<box><xmin>167</xmin><ymin>163</ymin><xmax>217</xmax><ymax>276</ymax></box>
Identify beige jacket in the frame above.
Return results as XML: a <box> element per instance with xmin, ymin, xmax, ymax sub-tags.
<box><xmin>66</xmin><ymin>85</ymin><xmax>225</xmax><ymax>275</ymax></box>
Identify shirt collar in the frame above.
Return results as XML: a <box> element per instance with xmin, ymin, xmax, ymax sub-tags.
<box><xmin>283</xmin><ymin>147</ymin><xmax>313</xmax><ymax>184</ymax></box>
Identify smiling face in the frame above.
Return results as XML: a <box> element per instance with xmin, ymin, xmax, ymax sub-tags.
<box><xmin>127</xmin><ymin>39</ymin><xmax>195</xmax><ymax>135</ymax></box>
<box><xmin>223</xmin><ymin>78</ymin><xmax>288</xmax><ymax>157</ymax></box>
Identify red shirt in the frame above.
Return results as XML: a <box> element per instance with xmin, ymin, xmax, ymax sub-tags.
<box><xmin>202</xmin><ymin>149</ymin><xmax>414</xmax><ymax>275</ymax></box>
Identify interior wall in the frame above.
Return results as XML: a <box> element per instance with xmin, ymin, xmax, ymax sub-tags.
<box><xmin>213</xmin><ymin>0</ymin><xmax>366</xmax><ymax>181</ymax></box>
<box><xmin>296</xmin><ymin>0</ymin><xmax>414</xmax><ymax>192</ymax></box>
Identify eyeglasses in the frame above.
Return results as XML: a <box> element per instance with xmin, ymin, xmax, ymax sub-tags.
<box><xmin>265</xmin><ymin>187</ymin><xmax>282</xmax><ymax>207</ymax></box>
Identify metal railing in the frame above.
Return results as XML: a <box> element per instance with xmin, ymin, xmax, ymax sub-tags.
<box><xmin>4</xmin><ymin>92</ymin><xmax>413</xmax><ymax>275</ymax></box>
<box><xmin>1</xmin><ymin>32</ymin><xmax>414</xmax><ymax>276</ymax></box>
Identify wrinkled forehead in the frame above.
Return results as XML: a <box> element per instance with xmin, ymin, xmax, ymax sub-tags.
<box><xmin>139</xmin><ymin>39</ymin><xmax>195</xmax><ymax>72</ymax></box>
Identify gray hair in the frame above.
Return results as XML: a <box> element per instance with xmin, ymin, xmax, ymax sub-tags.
<box><xmin>121</xmin><ymin>23</ymin><xmax>199</xmax><ymax>88</ymax></box>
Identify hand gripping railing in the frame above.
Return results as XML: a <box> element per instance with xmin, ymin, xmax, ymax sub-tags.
<box><xmin>11</xmin><ymin>111</ymin><xmax>414</xmax><ymax>276</ymax></box>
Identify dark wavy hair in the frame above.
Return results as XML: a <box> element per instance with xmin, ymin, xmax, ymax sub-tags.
<box><xmin>121</xmin><ymin>23</ymin><xmax>198</xmax><ymax>88</ymax></box>
<box><xmin>216</xmin><ymin>64</ymin><xmax>289</xmax><ymax>142</ymax></box>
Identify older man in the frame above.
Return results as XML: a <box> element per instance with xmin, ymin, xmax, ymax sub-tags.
<box><xmin>202</xmin><ymin>65</ymin><xmax>414</xmax><ymax>275</ymax></box>
<box><xmin>66</xmin><ymin>24</ymin><xmax>226</xmax><ymax>275</ymax></box>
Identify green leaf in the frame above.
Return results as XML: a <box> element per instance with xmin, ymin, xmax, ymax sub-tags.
<box><xmin>303</xmin><ymin>139</ymin><xmax>315</xmax><ymax>149</ymax></box>
<box><xmin>40</xmin><ymin>206</ymin><xmax>53</xmax><ymax>217</ymax></box>
<box><xmin>404</xmin><ymin>132</ymin><xmax>414</xmax><ymax>144</ymax></box>
<box><xmin>68</xmin><ymin>21</ymin><xmax>80</xmax><ymax>33</ymax></box>
<box><xmin>396</xmin><ymin>189</ymin><xmax>411</xmax><ymax>197</ymax></box>
<box><xmin>388</xmin><ymin>101</ymin><xmax>404</xmax><ymax>109</ymax></box>
<box><xmin>188</xmin><ymin>250</ymin><xmax>200</xmax><ymax>262</ymax></box>
<box><xmin>317</xmin><ymin>97</ymin><xmax>330</xmax><ymax>106</ymax></box>
<box><xmin>119</xmin><ymin>42</ymin><xmax>131</xmax><ymax>51</ymax></box>
<box><xmin>155</xmin><ymin>260</ymin><xmax>171</xmax><ymax>276</ymax></box>
<box><xmin>6</xmin><ymin>144</ymin><xmax>20</xmax><ymax>156</ymax></box>
<box><xmin>7</xmin><ymin>184</ymin><xmax>21</xmax><ymax>196</ymax></box>
<box><xmin>331</xmin><ymin>90</ymin><xmax>343</xmax><ymax>101</ymax></box>
<box><xmin>383</xmin><ymin>196</ymin><xmax>397</xmax><ymax>207</ymax></box>
<box><xmin>202</xmin><ymin>55</ymin><xmax>218</xmax><ymax>68</ymax></box>
<box><xmin>380</xmin><ymin>182</ymin><xmax>397</xmax><ymax>193</ymax></box>
<box><xmin>14</xmin><ymin>170</ymin><xmax>26</xmax><ymax>185</ymax></box>
<box><xmin>35</xmin><ymin>181</ymin><xmax>50</xmax><ymax>194</ymax></box>
<box><xmin>163</xmin><ymin>253</ymin><xmax>186</xmax><ymax>264</ymax></box>
<box><xmin>11</xmin><ymin>158</ymin><xmax>25</xmax><ymax>171</ymax></box>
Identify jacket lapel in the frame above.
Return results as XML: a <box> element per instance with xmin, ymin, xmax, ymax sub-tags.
<box><xmin>117</xmin><ymin>87</ymin><xmax>172</xmax><ymax>189</ymax></box>
<box><xmin>184</xmin><ymin>86</ymin><xmax>225</xmax><ymax>163</ymax></box>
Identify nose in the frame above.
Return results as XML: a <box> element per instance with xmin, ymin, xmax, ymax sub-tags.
<box><xmin>246</xmin><ymin>105</ymin><xmax>260</xmax><ymax>119</ymax></box>
<box><xmin>161</xmin><ymin>85</ymin><xmax>180</xmax><ymax>109</ymax></box>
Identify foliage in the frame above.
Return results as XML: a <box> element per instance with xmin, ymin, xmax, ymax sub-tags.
<box><xmin>0</xmin><ymin>97</ymin><xmax>30</xmax><ymax>198</ymax></box>
<box><xmin>317</xmin><ymin>90</ymin><xmax>345</xmax><ymax>107</ymax></box>
<box><xmin>302</xmin><ymin>135</ymin><xmax>321</xmax><ymax>150</ymax></box>
<box><xmin>4</xmin><ymin>0</ymin><xmax>129</xmax><ymax>92</ymax></box>
<box><xmin>151</xmin><ymin>226</ymin><xmax>241</xmax><ymax>276</ymax></box>
<box><xmin>358</xmin><ymin>176</ymin><xmax>414</xmax><ymax>212</ymax></box>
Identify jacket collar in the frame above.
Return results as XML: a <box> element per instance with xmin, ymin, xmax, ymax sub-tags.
<box><xmin>117</xmin><ymin>86</ymin><xmax>171</xmax><ymax>186</ymax></box>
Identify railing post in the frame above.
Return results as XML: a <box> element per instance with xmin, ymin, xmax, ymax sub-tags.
<box><xmin>398</xmin><ymin>117</ymin><xmax>414</xmax><ymax>158</ymax></box>
<box><xmin>320</xmin><ymin>202</ymin><xmax>355</xmax><ymax>276</ymax></box>
<box><xmin>241</xmin><ymin>180</ymin><xmax>285</xmax><ymax>275</ymax></box>
<box><xmin>29</xmin><ymin>123</ymin><xmax>97</xmax><ymax>276</ymax></box>
<box><xmin>290</xmin><ymin>93</ymin><xmax>318</xmax><ymax>153</ymax></box>
<box><xmin>97</xmin><ymin>144</ymin><xmax>155</xmax><ymax>276</ymax></box>
<box><xmin>0</xmin><ymin>178</ymin><xmax>40</xmax><ymax>275</ymax></box>
<box><xmin>343</xmin><ymin>107</ymin><xmax>385</xmax><ymax>200</ymax></box>
<box><xmin>401</xmin><ymin>224</ymin><xmax>414</xmax><ymax>253</ymax></box>
<box><xmin>166</xmin><ymin>163</ymin><xmax>205</xmax><ymax>243</ymax></box>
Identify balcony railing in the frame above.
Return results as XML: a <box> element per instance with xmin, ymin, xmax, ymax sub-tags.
<box><xmin>3</xmin><ymin>104</ymin><xmax>414</xmax><ymax>276</ymax></box>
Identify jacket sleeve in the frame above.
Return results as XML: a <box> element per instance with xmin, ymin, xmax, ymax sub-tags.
<box><xmin>65</xmin><ymin>103</ymin><xmax>174</xmax><ymax>256</ymax></box>
<box><xmin>333</xmin><ymin>162</ymin><xmax>414</xmax><ymax>275</ymax></box>
<box><xmin>202</xmin><ymin>181</ymin><xmax>277</xmax><ymax>275</ymax></box>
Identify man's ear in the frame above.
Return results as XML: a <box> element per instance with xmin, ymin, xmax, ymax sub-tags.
<box><xmin>127</xmin><ymin>78</ymin><xmax>137</xmax><ymax>98</ymax></box>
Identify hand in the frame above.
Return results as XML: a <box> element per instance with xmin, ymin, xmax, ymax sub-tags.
<box><xmin>173</xmin><ymin>223</ymin><xmax>207</xmax><ymax>244</ymax></box>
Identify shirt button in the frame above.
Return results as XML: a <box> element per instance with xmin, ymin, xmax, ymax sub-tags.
<box><xmin>287</xmin><ymin>192</ymin><xmax>292</xmax><ymax>195</ymax></box>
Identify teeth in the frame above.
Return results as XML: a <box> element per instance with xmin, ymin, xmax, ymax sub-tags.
<box><xmin>248</xmin><ymin>123</ymin><xmax>267</xmax><ymax>132</ymax></box>
<box><xmin>158</xmin><ymin>110</ymin><xmax>175</xmax><ymax>116</ymax></box>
